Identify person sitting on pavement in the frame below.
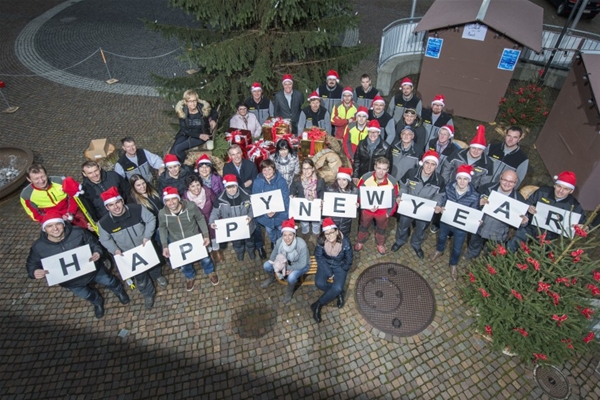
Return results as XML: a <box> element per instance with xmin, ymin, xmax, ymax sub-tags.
<box><xmin>158</xmin><ymin>154</ymin><xmax>194</xmax><ymax>195</ymax></box>
<box><xmin>311</xmin><ymin>218</ymin><xmax>354</xmax><ymax>323</ymax></box>
<box><xmin>229</xmin><ymin>101</ymin><xmax>261</xmax><ymax>139</ymax></box>
<box><xmin>352</xmin><ymin>120</ymin><xmax>393</xmax><ymax>184</ymax></box>
<box><xmin>209</xmin><ymin>174</ymin><xmax>256</xmax><ymax>262</ymax></box>
<box><xmin>342</xmin><ymin>106</ymin><xmax>369</xmax><ymax>162</ymax></box>
<box><xmin>80</xmin><ymin>161</ymin><xmax>131</xmax><ymax>223</ymax></box>
<box><xmin>194</xmin><ymin>154</ymin><xmax>224</xmax><ymax>197</ymax></box>
<box><xmin>269</xmin><ymin>139</ymin><xmax>300</xmax><ymax>189</ymax></box>
<box><xmin>158</xmin><ymin>186</ymin><xmax>219</xmax><ymax>292</ymax></box>
<box><xmin>98</xmin><ymin>187</ymin><xmax>167</xmax><ymax>310</ymax></box>
<box><xmin>289</xmin><ymin>158</ymin><xmax>326</xmax><ymax>236</ymax></box>
<box><xmin>507</xmin><ymin>171</ymin><xmax>585</xmax><ymax>252</ymax></box>
<box><xmin>392</xmin><ymin>150</ymin><xmax>446</xmax><ymax>259</ymax></box>
<box><xmin>388</xmin><ymin>77</ymin><xmax>422</xmax><ymax>123</ymax></box>
<box><xmin>440</xmin><ymin>125</ymin><xmax>493</xmax><ymax>190</ymax></box>
<box><xmin>431</xmin><ymin>164</ymin><xmax>480</xmax><ymax>281</ymax></box>
<box><xmin>244</xmin><ymin>82</ymin><xmax>274</xmax><ymax>126</ymax></box>
<box><xmin>20</xmin><ymin>164</ymin><xmax>88</xmax><ymax>230</ymax></box>
<box><xmin>260</xmin><ymin>217</ymin><xmax>310</xmax><ymax>304</ymax></box>
<box><xmin>171</xmin><ymin>89</ymin><xmax>218</xmax><ymax>163</ymax></box>
<box><xmin>114</xmin><ymin>137</ymin><xmax>164</xmax><ymax>182</ymax></box>
<box><xmin>464</xmin><ymin>170</ymin><xmax>528</xmax><ymax>260</ymax></box>
<box><xmin>355</xmin><ymin>157</ymin><xmax>399</xmax><ymax>255</ymax></box>
<box><xmin>421</xmin><ymin>95</ymin><xmax>454</xmax><ymax>147</ymax></box>
<box><xmin>26</xmin><ymin>212</ymin><xmax>130</xmax><ymax>319</ymax></box>
<box><xmin>183</xmin><ymin>174</ymin><xmax>221</xmax><ymax>263</ymax></box>
<box><xmin>326</xmin><ymin>167</ymin><xmax>359</xmax><ymax>238</ymax></box>
<box><xmin>297</xmin><ymin>91</ymin><xmax>332</xmax><ymax>135</ymax></box>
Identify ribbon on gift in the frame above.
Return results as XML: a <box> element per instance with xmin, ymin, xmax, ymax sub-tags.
<box><xmin>225</xmin><ymin>129</ymin><xmax>251</xmax><ymax>145</ymax></box>
<box><xmin>306</xmin><ymin>127</ymin><xmax>327</xmax><ymax>156</ymax></box>
<box><xmin>271</xmin><ymin>119</ymin><xmax>289</xmax><ymax>144</ymax></box>
<box><xmin>280</xmin><ymin>133</ymin><xmax>300</xmax><ymax>149</ymax></box>
<box><xmin>246</xmin><ymin>140</ymin><xmax>271</xmax><ymax>162</ymax></box>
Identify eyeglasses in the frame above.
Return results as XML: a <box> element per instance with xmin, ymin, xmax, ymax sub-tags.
<box><xmin>500</xmin><ymin>178</ymin><xmax>517</xmax><ymax>184</ymax></box>
<box><xmin>324</xmin><ymin>230</ymin><xmax>337</xmax><ymax>236</ymax></box>
<box><xmin>186</xmin><ymin>99</ymin><xmax>198</xmax><ymax>103</ymax></box>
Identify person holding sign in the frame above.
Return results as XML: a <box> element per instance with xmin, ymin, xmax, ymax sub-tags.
<box><xmin>158</xmin><ymin>186</ymin><xmax>219</xmax><ymax>292</ymax></box>
<box><xmin>431</xmin><ymin>164</ymin><xmax>480</xmax><ymax>280</ymax></box>
<box><xmin>98</xmin><ymin>187</ymin><xmax>166</xmax><ymax>310</ymax></box>
<box><xmin>311</xmin><ymin>218</ymin><xmax>354</xmax><ymax>323</ymax></box>
<box><xmin>355</xmin><ymin>157</ymin><xmax>399</xmax><ymax>255</ymax></box>
<box><xmin>392</xmin><ymin>150</ymin><xmax>446</xmax><ymax>259</ymax></box>
<box><xmin>183</xmin><ymin>175</ymin><xmax>221</xmax><ymax>262</ymax></box>
<box><xmin>260</xmin><ymin>218</ymin><xmax>310</xmax><ymax>304</ymax></box>
<box><xmin>325</xmin><ymin>167</ymin><xmax>359</xmax><ymax>237</ymax></box>
<box><xmin>210</xmin><ymin>175</ymin><xmax>256</xmax><ymax>261</ymax></box>
<box><xmin>508</xmin><ymin>171</ymin><xmax>585</xmax><ymax>251</ymax></box>
<box><xmin>252</xmin><ymin>159</ymin><xmax>290</xmax><ymax>249</ymax></box>
<box><xmin>289</xmin><ymin>159</ymin><xmax>325</xmax><ymax>236</ymax></box>
<box><xmin>26</xmin><ymin>212</ymin><xmax>130</xmax><ymax>319</ymax></box>
<box><xmin>352</xmin><ymin>120</ymin><xmax>392</xmax><ymax>184</ymax></box>
<box><xmin>465</xmin><ymin>170</ymin><xmax>528</xmax><ymax>260</ymax></box>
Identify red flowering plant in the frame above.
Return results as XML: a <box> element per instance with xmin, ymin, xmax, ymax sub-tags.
<box><xmin>463</xmin><ymin>206</ymin><xmax>600</xmax><ymax>365</ymax></box>
<box><xmin>497</xmin><ymin>80</ymin><xmax>550</xmax><ymax>129</ymax></box>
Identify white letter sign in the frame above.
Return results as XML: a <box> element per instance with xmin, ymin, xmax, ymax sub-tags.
<box><xmin>289</xmin><ymin>198</ymin><xmax>322</xmax><ymax>222</ymax></box>
<box><xmin>41</xmin><ymin>245</ymin><xmax>96</xmax><ymax>286</ymax></box>
<box><xmin>250</xmin><ymin>190</ymin><xmax>285</xmax><ymax>217</ymax></box>
<box><xmin>396</xmin><ymin>194</ymin><xmax>437</xmax><ymax>222</ymax></box>
<box><xmin>215</xmin><ymin>216</ymin><xmax>251</xmax><ymax>243</ymax></box>
<box><xmin>532</xmin><ymin>202</ymin><xmax>582</xmax><ymax>238</ymax></box>
<box><xmin>322</xmin><ymin>192</ymin><xmax>357</xmax><ymax>218</ymax></box>
<box><xmin>167</xmin><ymin>233</ymin><xmax>208</xmax><ymax>269</ymax></box>
<box><xmin>359</xmin><ymin>186</ymin><xmax>392</xmax><ymax>209</ymax></box>
<box><xmin>114</xmin><ymin>243</ymin><xmax>160</xmax><ymax>280</ymax></box>
<box><xmin>440</xmin><ymin>201</ymin><xmax>483</xmax><ymax>234</ymax></box>
<box><xmin>482</xmin><ymin>191</ymin><xmax>529</xmax><ymax>228</ymax></box>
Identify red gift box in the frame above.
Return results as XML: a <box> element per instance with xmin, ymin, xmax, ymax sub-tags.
<box><xmin>226</xmin><ymin>129</ymin><xmax>252</xmax><ymax>158</ymax></box>
<box><xmin>246</xmin><ymin>140</ymin><xmax>276</xmax><ymax>172</ymax></box>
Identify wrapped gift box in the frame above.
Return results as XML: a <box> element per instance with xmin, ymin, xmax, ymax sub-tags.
<box><xmin>246</xmin><ymin>140</ymin><xmax>276</xmax><ymax>172</ymax></box>
<box><xmin>226</xmin><ymin>129</ymin><xmax>252</xmax><ymax>158</ymax></box>
<box><xmin>300</xmin><ymin>127</ymin><xmax>327</xmax><ymax>158</ymax></box>
<box><xmin>262</xmin><ymin>117</ymin><xmax>291</xmax><ymax>143</ymax></box>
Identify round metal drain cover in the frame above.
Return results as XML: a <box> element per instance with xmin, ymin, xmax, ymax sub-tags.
<box><xmin>533</xmin><ymin>365</ymin><xmax>570</xmax><ymax>399</ymax></box>
<box><xmin>355</xmin><ymin>263</ymin><xmax>435</xmax><ymax>337</ymax></box>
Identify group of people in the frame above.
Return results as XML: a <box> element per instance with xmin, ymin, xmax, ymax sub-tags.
<box><xmin>20</xmin><ymin>72</ymin><xmax>587</xmax><ymax>324</ymax></box>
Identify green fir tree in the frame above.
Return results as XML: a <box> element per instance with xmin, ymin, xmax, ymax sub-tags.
<box><xmin>146</xmin><ymin>0</ymin><xmax>374</xmax><ymax>117</ymax></box>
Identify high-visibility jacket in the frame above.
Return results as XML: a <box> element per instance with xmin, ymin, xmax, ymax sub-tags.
<box><xmin>331</xmin><ymin>102</ymin><xmax>357</xmax><ymax>139</ymax></box>
<box><xmin>20</xmin><ymin>176</ymin><xmax>76</xmax><ymax>222</ymax></box>
<box><xmin>343</xmin><ymin>122</ymin><xmax>368</xmax><ymax>161</ymax></box>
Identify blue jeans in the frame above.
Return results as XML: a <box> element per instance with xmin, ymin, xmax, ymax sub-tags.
<box><xmin>171</xmin><ymin>135</ymin><xmax>206</xmax><ymax>163</ymax></box>
<box><xmin>315</xmin><ymin>264</ymin><xmax>348</xmax><ymax>305</ymax></box>
<box><xmin>263</xmin><ymin>261</ymin><xmax>309</xmax><ymax>286</ymax></box>
<box><xmin>436</xmin><ymin>222</ymin><xmax>468</xmax><ymax>266</ymax></box>
<box><xmin>253</xmin><ymin>226</ymin><xmax>264</xmax><ymax>249</ymax></box>
<box><xmin>69</xmin><ymin>267</ymin><xmax>125</xmax><ymax>305</ymax></box>
<box><xmin>181</xmin><ymin>256</ymin><xmax>215</xmax><ymax>280</ymax></box>
<box><xmin>264</xmin><ymin>225</ymin><xmax>282</xmax><ymax>245</ymax></box>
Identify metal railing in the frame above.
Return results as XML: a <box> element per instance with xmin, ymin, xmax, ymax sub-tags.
<box><xmin>378</xmin><ymin>18</ymin><xmax>600</xmax><ymax>71</ymax></box>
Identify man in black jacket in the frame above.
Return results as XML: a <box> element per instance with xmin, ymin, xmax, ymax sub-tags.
<box><xmin>157</xmin><ymin>154</ymin><xmax>195</xmax><ymax>195</ymax></box>
<box><xmin>26</xmin><ymin>212</ymin><xmax>130</xmax><ymax>319</ymax></box>
<box><xmin>352</xmin><ymin>120</ymin><xmax>392</xmax><ymax>184</ymax></box>
<box><xmin>421</xmin><ymin>94</ymin><xmax>454</xmax><ymax>147</ymax></box>
<box><xmin>486</xmin><ymin>126</ymin><xmax>529</xmax><ymax>186</ymax></box>
<box><xmin>80</xmin><ymin>161</ymin><xmax>130</xmax><ymax>222</ymax></box>
<box><xmin>273</xmin><ymin>74</ymin><xmax>304</xmax><ymax>135</ymax></box>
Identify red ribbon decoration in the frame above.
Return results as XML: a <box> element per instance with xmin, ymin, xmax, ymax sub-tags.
<box><xmin>305</xmin><ymin>127</ymin><xmax>327</xmax><ymax>156</ymax></box>
<box><xmin>0</xmin><ymin>81</ymin><xmax>5</xmax><ymax>89</ymax></box>
<box><xmin>552</xmin><ymin>314</ymin><xmax>568</xmax><ymax>327</ymax></box>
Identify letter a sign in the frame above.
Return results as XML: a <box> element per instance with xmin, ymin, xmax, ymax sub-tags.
<box><xmin>114</xmin><ymin>243</ymin><xmax>160</xmax><ymax>280</ymax></box>
<box><xmin>168</xmin><ymin>233</ymin><xmax>208</xmax><ymax>269</ymax></box>
<box><xmin>41</xmin><ymin>245</ymin><xmax>97</xmax><ymax>286</ymax></box>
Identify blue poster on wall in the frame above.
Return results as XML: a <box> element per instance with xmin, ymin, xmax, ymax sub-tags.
<box><xmin>425</xmin><ymin>37</ymin><xmax>443</xmax><ymax>59</ymax></box>
<box><xmin>498</xmin><ymin>49</ymin><xmax>521</xmax><ymax>71</ymax></box>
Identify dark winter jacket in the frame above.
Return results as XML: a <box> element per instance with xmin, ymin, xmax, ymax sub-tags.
<box><xmin>400</xmin><ymin>166</ymin><xmax>446</xmax><ymax>205</ymax></box>
<box><xmin>209</xmin><ymin>186</ymin><xmax>256</xmax><ymax>233</ymax></box>
<box><xmin>524</xmin><ymin>186</ymin><xmax>585</xmax><ymax>240</ymax></box>
<box><xmin>81</xmin><ymin>169</ymin><xmax>131</xmax><ymax>222</ymax></box>
<box><xmin>158</xmin><ymin>200</ymin><xmax>210</xmax><ymax>248</ymax></box>
<box><xmin>421</xmin><ymin>108</ymin><xmax>454</xmax><ymax>147</ymax></box>
<box><xmin>158</xmin><ymin>164</ymin><xmax>195</xmax><ymax>196</ymax></box>
<box><xmin>98</xmin><ymin>204</ymin><xmax>156</xmax><ymax>254</ymax></box>
<box><xmin>252</xmin><ymin>171</ymin><xmax>290</xmax><ymax>231</ymax></box>
<box><xmin>325</xmin><ymin>185</ymin><xmax>358</xmax><ymax>237</ymax></box>
<box><xmin>315</xmin><ymin>236</ymin><xmax>354</xmax><ymax>272</ymax></box>
<box><xmin>390</xmin><ymin>139</ymin><xmax>423</xmax><ymax>183</ymax></box>
<box><xmin>475</xmin><ymin>182</ymin><xmax>525</xmax><ymax>241</ymax></box>
<box><xmin>441</xmin><ymin>148</ymin><xmax>494</xmax><ymax>190</ymax></box>
<box><xmin>222</xmin><ymin>159</ymin><xmax>258</xmax><ymax>192</ymax></box>
<box><xmin>352</xmin><ymin>137</ymin><xmax>392</xmax><ymax>179</ymax></box>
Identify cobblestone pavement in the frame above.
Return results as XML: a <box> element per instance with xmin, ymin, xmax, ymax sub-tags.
<box><xmin>1</xmin><ymin>0</ymin><xmax>599</xmax><ymax>398</ymax></box>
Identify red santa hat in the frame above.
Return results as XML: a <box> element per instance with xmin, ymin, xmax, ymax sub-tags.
<box><xmin>342</xmin><ymin>86</ymin><xmax>354</xmax><ymax>96</ymax></box>
<box><xmin>164</xmin><ymin>154</ymin><xmax>180</xmax><ymax>167</ymax></box>
<box><xmin>307</xmin><ymin>91</ymin><xmax>320</xmax><ymax>101</ymax></box>
<box><xmin>355</xmin><ymin>106</ymin><xmax>369</xmax><ymax>117</ymax></box>
<box><xmin>456</xmin><ymin>164</ymin><xmax>474</xmax><ymax>181</ymax></box>
<box><xmin>337</xmin><ymin>167</ymin><xmax>353</xmax><ymax>181</ymax></box>
<box><xmin>321</xmin><ymin>217</ymin><xmax>337</xmax><ymax>232</ymax></box>
<box><xmin>282</xmin><ymin>74</ymin><xmax>293</xmax><ymax>84</ymax></box>
<box><xmin>61</xmin><ymin>176</ymin><xmax>84</xmax><ymax>197</ymax></box>
<box><xmin>223</xmin><ymin>174</ymin><xmax>239</xmax><ymax>187</ymax></box>
<box><xmin>251</xmin><ymin>82</ymin><xmax>262</xmax><ymax>92</ymax></box>
<box><xmin>162</xmin><ymin>186</ymin><xmax>180</xmax><ymax>202</ymax></box>
<box><xmin>41</xmin><ymin>210</ymin><xmax>65</xmax><ymax>231</ymax></box>
<box><xmin>194</xmin><ymin>154</ymin><xmax>212</xmax><ymax>172</ymax></box>
<box><xmin>431</xmin><ymin>94</ymin><xmax>445</xmax><ymax>107</ymax></box>
<box><xmin>101</xmin><ymin>186</ymin><xmax>123</xmax><ymax>206</ymax></box>
<box><xmin>439</xmin><ymin>125</ymin><xmax>454</xmax><ymax>138</ymax></box>
<box><xmin>469</xmin><ymin>125</ymin><xmax>487</xmax><ymax>150</ymax></box>
<box><xmin>372</xmin><ymin>95</ymin><xmax>386</xmax><ymax>105</ymax></box>
<box><xmin>281</xmin><ymin>217</ymin><xmax>297</xmax><ymax>233</ymax></box>
<box><xmin>400</xmin><ymin>77</ymin><xmax>413</xmax><ymax>87</ymax></box>
<box><xmin>419</xmin><ymin>150</ymin><xmax>440</xmax><ymax>166</ymax></box>
<box><xmin>326</xmin><ymin>70</ymin><xmax>340</xmax><ymax>82</ymax></box>
<box><xmin>554</xmin><ymin>171</ymin><xmax>576</xmax><ymax>190</ymax></box>
<box><xmin>367</xmin><ymin>120</ymin><xmax>381</xmax><ymax>132</ymax></box>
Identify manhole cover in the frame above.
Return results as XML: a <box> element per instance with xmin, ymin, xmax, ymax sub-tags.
<box><xmin>533</xmin><ymin>365</ymin><xmax>571</xmax><ymax>399</ymax></box>
<box><xmin>231</xmin><ymin>304</ymin><xmax>277</xmax><ymax>339</ymax></box>
<box><xmin>355</xmin><ymin>263</ymin><xmax>435</xmax><ymax>337</ymax></box>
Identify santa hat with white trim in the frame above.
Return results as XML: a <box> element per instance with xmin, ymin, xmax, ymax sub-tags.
<box><xmin>223</xmin><ymin>174</ymin><xmax>239</xmax><ymax>187</ymax></box>
<box><xmin>251</xmin><ymin>82</ymin><xmax>262</xmax><ymax>92</ymax></box>
<box><xmin>194</xmin><ymin>154</ymin><xmax>212</xmax><ymax>172</ymax></box>
<box><xmin>162</xmin><ymin>186</ymin><xmax>180</xmax><ymax>202</ymax></box>
<box><xmin>322</xmin><ymin>217</ymin><xmax>337</xmax><ymax>232</ymax></box>
<box><xmin>456</xmin><ymin>164</ymin><xmax>474</xmax><ymax>181</ymax></box>
<box><xmin>469</xmin><ymin>125</ymin><xmax>487</xmax><ymax>150</ymax></box>
<box><xmin>282</xmin><ymin>74</ymin><xmax>293</xmax><ymax>84</ymax></box>
<box><xmin>342</xmin><ymin>86</ymin><xmax>353</xmax><ymax>96</ymax></box>
<box><xmin>326</xmin><ymin>70</ymin><xmax>340</xmax><ymax>82</ymax></box>
<box><xmin>337</xmin><ymin>167</ymin><xmax>352</xmax><ymax>181</ymax></box>
<box><xmin>101</xmin><ymin>186</ymin><xmax>123</xmax><ymax>206</ymax></box>
<box><xmin>439</xmin><ymin>125</ymin><xmax>454</xmax><ymax>138</ymax></box>
<box><xmin>372</xmin><ymin>95</ymin><xmax>386</xmax><ymax>105</ymax></box>
<box><xmin>431</xmin><ymin>94</ymin><xmax>445</xmax><ymax>107</ymax></box>
<box><xmin>164</xmin><ymin>154</ymin><xmax>180</xmax><ymax>168</ymax></box>
<box><xmin>400</xmin><ymin>77</ymin><xmax>413</xmax><ymax>87</ymax></box>
<box><xmin>307</xmin><ymin>91</ymin><xmax>320</xmax><ymax>101</ymax></box>
<box><xmin>41</xmin><ymin>210</ymin><xmax>65</xmax><ymax>231</ymax></box>
<box><xmin>367</xmin><ymin>120</ymin><xmax>381</xmax><ymax>132</ymax></box>
<box><xmin>281</xmin><ymin>217</ymin><xmax>297</xmax><ymax>233</ymax></box>
<box><xmin>419</xmin><ymin>150</ymin><xmax>440</xmax><ymax>166</ymax></box>
<box><xmin>355</xmin><ymin>106</ymin><xmax>368</xmax><ymax>117</ymax></box>
<box><xmin>554</xmin><ymin>171</ymin><xmax>576</xmax><ymax>190</ymax></box>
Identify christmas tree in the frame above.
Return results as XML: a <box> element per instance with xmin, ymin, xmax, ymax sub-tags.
<box><xmin>145</xmin><ymin>0</ymin><xmax>374</xmax><ymax>115</ymax></box>
<box><xmin>463</xmin><ymin>208</ymin><xmax>600</xmax><ymax>365</ymax></box>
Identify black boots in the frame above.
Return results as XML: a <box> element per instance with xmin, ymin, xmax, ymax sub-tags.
<box><xmin>94</xmin><ymin>298</ymin><xmax>105</xmax><ymax>319</ymax></box>
<box><xmin>311</xmin><ymin>301</ymin><xmax>323</xmax><ymax>323</ymax></box>
<box><xmin>337</xmin><ymin>291</ymin><xmax>345</xmax><ymax>309</ymax></box>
